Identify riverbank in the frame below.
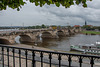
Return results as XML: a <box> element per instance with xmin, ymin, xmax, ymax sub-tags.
<box><xmin>9</xmin><ymin>44</ymin><xmax>77</xmax><ymax>54</ymax></box>
<box><xmin>9</xmin><ymin>44</ymin><xmax>79</xmax><ymax>54</ymax></box>
<box><xmin>81</xmin><ymin>31</ymin><xmax>100</xmax><ymax>35</ymax></box>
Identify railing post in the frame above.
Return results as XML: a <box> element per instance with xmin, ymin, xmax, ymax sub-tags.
<box><xmin>32</xmin><ymin>51</ymin><xmax>36</xmax><ymax>67</ymax></box>
<box><xmin>12</xmin><ymin>48</ymin><xmax>15</xmax><ymax>67</ymax></box>
<box><xmin>49</xmin><ymin>53</ymin><xmax>52</xmax><ymax>67</ymax></box>
<box><xmin>19</xmin><ymin>49</ymin><xmax>21</xmax><ymax>67</ymax></box>
<box><xmin>2</xmin><ymin>47</ymin><xmax>4</xmax><ymax>67</ymax></box>
<box><xmin>68</xmin><ymin>55</ymin><xmax>71</xmax><ymax>67</ymax></box>
<box><xmin>7</xmin><ymin>48</ymin><xmax>9</xmax><ymax>67</ymax></box>
<box><xmin>79</xmin><ymin>56</ymin><xmax>82</xmax><ymax>67</ymax></box>
<box><xmin>25</xmin><ymin>50</ymin><xmax>28</xmax><ymax>67</ymax></box>
<box><xmin>58</xmin><ymin>54</ymin><xmax>61</xmax><ymax>67</ymax></box>
<box><xmin>40</xmin><ymin>52</ymin><xmax>43</xmax><ymax>67</ymax></box>
<box><xmin>90</xmin><ymin>57</ymin><xmax>94</xmax><ymax>67</ymax></box>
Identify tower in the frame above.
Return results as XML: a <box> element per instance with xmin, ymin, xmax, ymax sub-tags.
<box><xmin>85</xmin><ymin>21</ymin><xmax>87</xmax><ymax>25</ymax></box>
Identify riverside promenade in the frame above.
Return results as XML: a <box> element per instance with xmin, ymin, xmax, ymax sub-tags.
<box><xmin>0</xmin><ymin>44</ymin><xmax>100</xmax><ymax>67</ymax></box>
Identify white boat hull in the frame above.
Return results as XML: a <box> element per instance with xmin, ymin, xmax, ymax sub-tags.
<box><xmin>70</xmin><ymin>47</ymin><xmax>84</xmax><ymax>52</ymax></box>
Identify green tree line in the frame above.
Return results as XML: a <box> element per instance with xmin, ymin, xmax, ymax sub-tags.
<box><xmin>26</xmin><ymin>24</ymin><xmax>47</xmax><ymax>29</ymax></box>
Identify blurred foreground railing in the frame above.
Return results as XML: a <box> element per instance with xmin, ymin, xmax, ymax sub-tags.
<box><xmin>0</xmin><ymin>44</ymin><xmax>100</xmax><ymax>67</ymax></box>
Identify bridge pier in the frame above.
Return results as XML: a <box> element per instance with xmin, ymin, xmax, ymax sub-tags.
<box><xmin>52</xmin><ymin>34</ymin><xmax>59</xmax><ymax>38</ymax></box>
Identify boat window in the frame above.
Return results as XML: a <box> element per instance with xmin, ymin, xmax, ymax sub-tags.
<box><xmin>82</xmin><ymin>46</ymin><xmax>88</xmax><ymax>49</ymax></box>
<box><xmin>89</xmin><ymin>47</ymin><xmax>91</xmax><ymax>49</ymax></box>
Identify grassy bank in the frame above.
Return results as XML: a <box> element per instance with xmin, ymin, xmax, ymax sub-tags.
<box><xmin>82</xmin><ymin>31</ymin><xmax>100</xmax><ymax>35</ymax></box>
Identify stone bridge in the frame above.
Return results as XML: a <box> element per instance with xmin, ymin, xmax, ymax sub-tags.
<box><xmin>0</xmin><ymin>28</ymin><xmax>81</xmax><ymax>45</ymax></box>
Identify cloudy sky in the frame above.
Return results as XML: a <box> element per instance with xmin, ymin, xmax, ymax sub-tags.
<box><xmin>0</xmin><ymin>0</ymin><xmax>100</xmax><ymax>26</ymax></box>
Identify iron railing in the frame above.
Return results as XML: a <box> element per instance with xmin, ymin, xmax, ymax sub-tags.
<box><xmin>0</xmin><ymin>44</ymin><xmax>100</xmax><ymax>67</ymax></box>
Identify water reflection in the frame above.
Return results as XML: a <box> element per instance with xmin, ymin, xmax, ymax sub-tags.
<box><xmin>16</xmin><ymin>34</ymin><xmax>100</xmax><ymax>51</ymax></box>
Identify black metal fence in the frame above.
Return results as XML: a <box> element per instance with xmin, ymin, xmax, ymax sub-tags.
<box><xmin>0</xmin><ymin>44</ymin><xmax>100</xmax><ymax>67</ymax></box>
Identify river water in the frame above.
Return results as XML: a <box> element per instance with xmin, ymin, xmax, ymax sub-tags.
<box><xmin>15</xmin><ymin>34</ymin><xmax>100</xmax><ymax>51</ymax></box>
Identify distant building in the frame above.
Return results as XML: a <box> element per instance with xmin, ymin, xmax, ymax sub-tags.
<box><xmin>85</xmin><ymin>25</ymin><xmax>94</xmax><ymax>31</ymax></box>
<box><xmin>74</xmin><ymin>25</ymin><xmax>80</xmax><ymax>27</ymax></box>
<box><xmin>74</xmin><ymin>25</ymin><xmax>80</xmax><ymax>29</ymax></box>
<box><xmin>49</xmin><ymin>26</ymin><xmax>57</xmax><ymax>30</ymax></box>
<box><xmin>49</xmin><ymin>26</ymin><xmax>52</xmax><ymax>29</ymax></box>
<box><xmin>87</xmin><ymin>25</ymin><xmax>93</xmax><ymax>27</ymax></box>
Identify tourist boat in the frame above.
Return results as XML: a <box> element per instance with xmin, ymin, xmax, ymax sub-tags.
<box><xmin>70</xmin><ymin>41</ymin><xmax>100</xmax><ymax>53</ymax></box>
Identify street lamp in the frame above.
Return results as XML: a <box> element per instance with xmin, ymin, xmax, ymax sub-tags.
<box><xmin>23</xmin><ymin>23</ymin><xmax>24</xmax><ymax>30</ymax></box>
<box><xmin>11</xmin><ymin>23</ymin><xmax>12</xmax><ymax>32</ymax></box>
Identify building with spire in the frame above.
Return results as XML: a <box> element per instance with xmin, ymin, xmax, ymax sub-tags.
<box><xmin>85</xmin><ymin>21</ymin><xmax>87</xmax><ymax>25</ymax></box>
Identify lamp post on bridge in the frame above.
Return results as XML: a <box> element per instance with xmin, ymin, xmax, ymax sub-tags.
<box><xmin>23</xmin><ymin>23</ymin><xmax>24</xmax><ymax>30</ymax></box>
<box><xmin>11</xmin><ymin>23</ymin><xmax>12</xmax><ymax>32</ymax></box>
<box><xmin>67</xmin><ymin>22</ymin><xmax>69</xmax><ymax>29</ymax></box>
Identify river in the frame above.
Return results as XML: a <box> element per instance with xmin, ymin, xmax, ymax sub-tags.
<box><xmin>15</xmin><ymin>34</ymin><xmax>100</xmax><ymax>51</ymax></box>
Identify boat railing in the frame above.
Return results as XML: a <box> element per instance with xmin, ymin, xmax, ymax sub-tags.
<box><xmin>84</xmin><ymin>49</ymin><xmax>100</xmax><ymax>54</ymax></box>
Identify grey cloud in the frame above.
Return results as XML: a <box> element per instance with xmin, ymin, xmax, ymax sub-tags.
<box><xmin>0</xmin><ymin>0</ymin><xmax>100</xmax><ymax>26</ymax></box>
<box><xmin>38</xmin><ymin>2</ymin><xmax>100</xmax><ymax>26</ymax></box>
<box><xmin>87</xmin><ymin>0</ymin><xmax>100</xmax><ymax>9</ymax></box>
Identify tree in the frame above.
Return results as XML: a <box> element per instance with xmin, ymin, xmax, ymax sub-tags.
<box><xmin>0</xmin><ymin>0</ymin><xmax>92</xmax><ymax>11</ymax></box>
<box><xmin>36</xmin><ymin>25</ymin><xmax>41</xmax><ymax>29</ymax></box>
<box><xmin>41</xmin><ymin>24</ymin><xmax>46</xmax><ymax>28</ymax></box>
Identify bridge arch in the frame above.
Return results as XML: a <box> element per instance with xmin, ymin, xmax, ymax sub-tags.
<box><xmin>57</xmin><ymin>30</ymin><xmax>65</xmax><ymax>36</ymax></box>
<box><xmin>0</xmin><ymin>38</ymin><xmax>11</xmax><ymax>45</ymax></box>
<box><xmin>18</xmin><ymin>34</ymin><xmax>33</xmax><ymax>43</ymax></box>
<box><xmin>41</xmin><ymin>31</ymin><xmax>53</xmax><ymax>38</ymax></box>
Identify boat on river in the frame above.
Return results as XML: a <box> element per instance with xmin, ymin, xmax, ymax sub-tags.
<box><xmin>70</xmin><ymin>41</ymin><xmax>100</xmax><ymax>54</ymax></box>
